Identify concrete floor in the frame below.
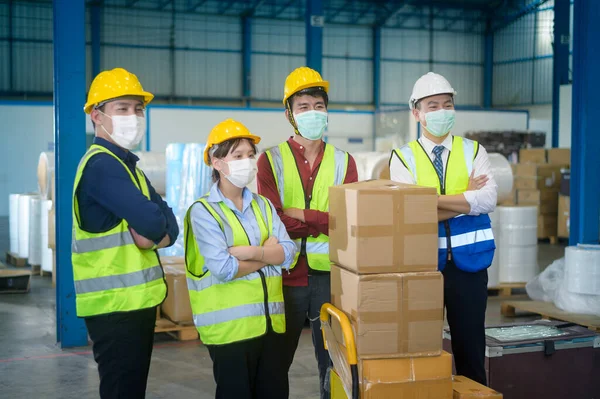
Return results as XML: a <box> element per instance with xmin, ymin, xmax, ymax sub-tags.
<box><xmin>0</xmin><ymin>216</ymin><xmax>565</xmax><ymax>399</ymax></box>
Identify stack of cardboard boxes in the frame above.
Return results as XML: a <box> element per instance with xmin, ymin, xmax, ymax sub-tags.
<box><xmin>328</xmin><ymin>180</ymin><xmax>452</xmax><ymax>398</ymax></box>
<box><xmin>512</xmin><ymin>148</ymin><xmax>570</xmax><ymax>239</ymax></box>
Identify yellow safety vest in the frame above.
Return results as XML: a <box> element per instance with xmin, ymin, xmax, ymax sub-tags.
<box><xmin>72</xmin><ymin>144</ymin><xmax>166</xmax><ymax>318</ymax></box>
<box><xmin>184</xmin><ymin>193</ymin><xmax>285</xmax><ymax>345</ymax></box>
<box><xmin>265</xmin><ymin>142</ymin><xmax>348</xmax><ymax>272</ymax></box>
<box><xmin>392</xmin><ymin>136</ymin><xmax>495</xmax><ymax>272</ymax></box>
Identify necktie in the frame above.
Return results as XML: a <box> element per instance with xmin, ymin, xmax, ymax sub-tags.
<box><xmin>433</xmin><ymin>145</ymin><xmax>445</xmax><ymax>187</ymax></box>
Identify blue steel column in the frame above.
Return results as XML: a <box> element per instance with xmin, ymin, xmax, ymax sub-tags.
<box><xmin>483</xmin><ymin>23</ymin><xmax>494</xmax><ymax>108</ymax></box>
<box><xmin>53</xmin><ymin>0</ymin><xmax>88</xmax><ymax>347</ymax></box>
<box><xmin>570</xmin><ymin>0</ymin><xmax>600</xmax><ymax>245</ymax></box>
<box><xmin>305</xmin><ymin>0</ymin><xmax>323</xmax><ymax>72</ymax></box>
<box><xmin>552</xmin><ymin>0</ymin><xmax>570</xmax><ymax>148</ymax></box>
<box><xmin>242</xmin><ymin>16</ymin><xmax>252</xmax><ymax>107</ymax></box>
<box><xmin>91</xmin><ymin>3</ymin><xmax>101</xmax><ymax>77</ymax></box>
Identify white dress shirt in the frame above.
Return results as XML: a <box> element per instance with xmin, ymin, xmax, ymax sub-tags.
<box><xmin>390</xmin><ymin>134</ymin><xmax>498</xmax><ymax>216</ymax></box>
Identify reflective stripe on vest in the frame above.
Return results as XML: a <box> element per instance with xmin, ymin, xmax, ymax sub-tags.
<box><xmin>184</xmin><ymin>193</ymin><xmax>286</xmax><ymax>345</ymax></box>
<box><xmin>393</xmin><ymin>136</ymin><xmax>495</xmax><ymax>273</ymax></box>
<box><xmin>193</xmin><ymin>302</ymin><xmax>285</xmax><ymax>328</ymax></box>
<box><xmin>72</xmin><ymin>145</ymin><xmax>166</xmax><ymax>317</ymax></box>
<box><xmin>265</xmin><ymin>142</ymin><xmax>348</xmax><ymax>272</ymax></box>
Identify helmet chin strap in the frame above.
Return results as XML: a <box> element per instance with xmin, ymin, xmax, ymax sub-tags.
<box><xmin>286</xmin><ymin>101</ymin><xmax>301</xmax><ymax>136</ymax></box>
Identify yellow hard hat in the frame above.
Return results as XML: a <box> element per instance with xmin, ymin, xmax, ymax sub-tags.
<box><xmin>204</xmin><ymin>119</ymin><xmax>262</xmax><ymax>165</ymax></box>
<box><xmin>283</xmin><ymin>67</ymin><xmax>329</xmax><ymax>105</ymax></box>
<box><xmin>84</xmin><ymin>68</ymin><xmax>154</xmax><ymax>114</ymax></box>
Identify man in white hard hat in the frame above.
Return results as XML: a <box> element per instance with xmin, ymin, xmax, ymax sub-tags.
<box><xmin>389</xmin><ymin>72</ymin><xmax>497</xmax><ymax>386</ymax></box>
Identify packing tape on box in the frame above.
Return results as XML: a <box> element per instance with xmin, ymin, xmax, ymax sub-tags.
<box><xmin>344</xmin><ymin>191</ymin><xmax>438</xmax><ymax>272</ymax></box>
<box><xmin>348</xmin><ymin>274</ymin><xmax>442</xmax><ymax>358</ymax></box>
<box><xmin>565</xmin><ymin>245</ymin><xmax>600</xmax><ymax>295</ymax></box>
<box><xmin>488</xmin><ymin>153</ymin><xmax>514</xmax><ymax>203</ymax></box>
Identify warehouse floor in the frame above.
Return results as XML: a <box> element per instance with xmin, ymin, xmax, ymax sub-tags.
<box><xmin>0</xmin><ymin>216</ymin><xmax>566</xmax><ymax>399</ymax></box>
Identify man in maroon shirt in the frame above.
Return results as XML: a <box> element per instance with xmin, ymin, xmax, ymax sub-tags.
<box><xmin>257</xmin><ymin>67</ymin><xmax>358</xmax><ymax>399</ymax></box>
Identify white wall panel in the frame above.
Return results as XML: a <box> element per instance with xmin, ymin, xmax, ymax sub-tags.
<box><xmin>13</xmin><ymin>3</ymin><xmax>52</xmax><ymax>41</ymax></box>
<box><xmin>324</xmin><ymin>25</ymin><xmax>372</xmax><ymax>58</ymax></box>
<box><xmin>382</xmin><ymin>29</ymin><xmax>429</xmax><ymax>60</ymax></box>
<box><xmin>0</xmin><ymin>42</ymin><xmax>9</xmax><ymax>91</ymax></box>
<box><xmin>176</xmin><ymin>14</ymin><xmax>241</xmax><ymax>50</ymax></box>
<box><xmin>13</xmin><ymin>42</ymin><xmax>53</xmax><ymax>93</ymax></box>
<box><xmin>381</xmin><ymin>62</ymin><xmax>429</xmax><ymax>105</ymax></box>
<box><xmin>432</xmin><ymin>64</ymin><xmax>483</xmax><ymax>106</ymax></box>
<box><xmin>493</xmin><ymin>61</ymin><xmax>534</xmax><ymax>105</ymax></box>
<box><xmin>102</xmin><ymin>47</ymin><xmax>172</xmax><ymax>96</ymax></box>
<box><xmin>533</xmin><ymin>58</ymin><xmax>553</xmax><ymax>103</ymax></box>
<box><xmin>175</xmin><ymin>51</ymin><xmax>241</xmax><ymax>98</ymax></box>
<box><xmin>432</xmin><ymin>32</ymin><xmax>483</xmax><ymax>63</ymax></box>
<box><xmin>536</xmin><ymin>9</ymin><xmax>554</xmax><ymax>56</ymax></box>
<box><xmin>251</xmin><ymin>54</ymin><xmax>305</xmax><ymax>101</ymax></box>
<box><xmin>323</xmin><ymin>59</ymin><xmax>373</xmax><ymax>104</ymax></box>
<box><xmin>0</xmin><ymin>104</ymin><xmax>54</xmax><ymax>216</ymax></box>
<box><xmin>494</xmin><ymin>13</ymin><xmax>535</xmax><ymax>62</ymax></box>
<box><xmin>102</xmin><ymin>9</ymin><xmax>171</xmax><ymax>46</ymax></box>
<box><xmin>253</xmin><ymin>19</ymin><xmax>305</xmax><ymax>54</ymax></box>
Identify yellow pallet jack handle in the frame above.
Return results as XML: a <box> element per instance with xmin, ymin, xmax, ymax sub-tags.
<box><xmin>320</xmin><ymin>303</ymin><xmax>360</xmax><ymax>399</ymax></box>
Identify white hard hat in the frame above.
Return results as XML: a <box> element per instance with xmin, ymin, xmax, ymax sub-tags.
<box><xmin>409</xmin><ymin>72</ymin><xmax>457</xmax><ymax>109</ymax></box>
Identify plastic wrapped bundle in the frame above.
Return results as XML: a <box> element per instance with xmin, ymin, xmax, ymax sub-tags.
<box><xmin>497</xmin><ymin>206</ymin><xmax>538</xmax><ymax>283</ymax></box>
<box><xmin>160</xmin><ymin>143</ymin><xmax>212</xmax><ymax>257</ymax></box>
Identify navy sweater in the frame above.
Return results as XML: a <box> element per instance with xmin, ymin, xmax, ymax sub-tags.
<box><xmin>76</xmin><ymin>137</ymin><xmax>178</xmax><ymax>245</ymax></box>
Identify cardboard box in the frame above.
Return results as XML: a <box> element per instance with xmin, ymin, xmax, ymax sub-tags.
<box><xmin>547</xmin><ymin>148</ymin><xmax>570</xmax><ymax>166</ymax></box>
<box><xmin>329</xmin><ymin>180</ymin><xmax>438</xmax><ymax>274</ymax></box>
<box><xmin>331</xmin><ymin>264</ymin><xmax>444</xmax><ymax>358</ymax></box>
<box><xmin>517</xmin><ymin>190</ymin><xmax>558</xmax><ymax>214</ymax></box>
<box><xmin>160</xmin><ymin>260</ymin><xmax>193</xmax><ymax>323</ymax></box>
<box><xmin>361</xmin><ymin>351</ymin><xmax>453</xmax><ymax>399</ymax></box>
<box><xmin>558</xmin><ymin>195</ymin><xmax>570</xmax><ymax>238</ymax></box>
<box><xmin>48</xmin><ymin>208</ymin><xmax>55</xmax><ymax>249</ymax></box>
<box><xmin>519</xmin><ymin>148</ymin><xmax>546</xmax><ymax>164</ymax></box>
<box><xmin>538</xmin><ymin>214</ymin><xmax>558</xmax><ymax>238</ymax></box>
<box><xmin>560</xmin><ymin>170</ymin><xmax>570</xmax><ymax>196</ymax></box>
<box><xmin>452</xmin><ymin>375</ymin><xmax>503</xmax><ymax>398</ymax></box>
<box><xmin>514</xmin><ymin>164</ymin><xmax>563</xmax><ymax>190</ymax></box>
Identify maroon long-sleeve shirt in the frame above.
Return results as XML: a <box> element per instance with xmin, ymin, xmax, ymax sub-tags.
<box><xmin>257</xmin><ymin>137</ymin><xmax>359</xmax><ymax>287</ymax></box>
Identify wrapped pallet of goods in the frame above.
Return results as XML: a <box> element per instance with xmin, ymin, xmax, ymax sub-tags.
<box><xmin>28</xmin><ymin>196</ymin><xmax>43</xmax><ymax>268</ymax></box>
<box><xmin>9</xmin><ymin>194</ymin><xmax>20</xmax><ymax>254</ymax></box>
<box><xmin>40</xmin><ymin>199</ymin><xmax>54</xmax><ymax>275</ymax></box>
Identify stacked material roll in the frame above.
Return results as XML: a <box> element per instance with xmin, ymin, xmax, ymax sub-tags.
<box><xmin>135</xmin><ymin>151</ymin><xmax>166</xmax><ymax>196</ymax></box>
<box><xmin>564</xmin><ymin>245</ymin><xmax>600</xmax><ymax>296</ymax></box>
<box><xmin>40</xmin><ymin>200</ymin><xmax>54</xmax><ymax>273</ymax></box>
<box><xmin>352</xmin><ymin>152</ymin><xmax>390</xmax><ymax>181</ymax></box>
<box><xmin>161</xmin><ymin>143</ymin><xmax>212</xmax><ymax>257</ymax></box>
<box><xmin>9</xmin><ymin>194</ymin><xmax>20</xmax><ymax>253</ymax></box>
<box><xmin>488</xmin><ymin>153</ymin><xmax>514</xmax><ymax>203</ymax></box>
<box><xmin>487</xmin><ymin>210</ymin><xmax>500</xmax><ymax>287</ymax></box>
<box><xmin>18</xmin><ymin>194</ymin><xmax>36</xmax><ymax>258</ymax></box>
<box><xmin>37</xmin><ymin>152</ymin><xmax>55</xmax><ymax>200</ymax></box>
<box><xmin>28</xmin><ymin>197</ymin><xmax>43</xmax><ymax>266</ymax></box>
<box><xmin>497</xmin><ymin>206</ymin><xmax>538</xmax><ymax>283</ymax></box>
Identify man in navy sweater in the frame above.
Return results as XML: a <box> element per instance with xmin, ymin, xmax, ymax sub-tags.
<box><xmin>75</xmin><ymin>68</ymin><xmax>178</xmax><ymax>399</ymax></box>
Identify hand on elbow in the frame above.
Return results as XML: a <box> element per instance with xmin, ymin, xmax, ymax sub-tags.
<box><xmin>468</xmin><ymin>171</ymin><xmax>489</xmax><ymax>191</ymax></box>
<box><xmin>129</xmin><ymin>227</ymin><xmax>154</xmax><ymax>249</ymax></box>
<box><xmin>228</xmin><ymin>246</ymin><xmax>261</xmax><ymax>261</ymax></box>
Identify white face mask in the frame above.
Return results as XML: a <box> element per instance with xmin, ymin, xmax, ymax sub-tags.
<box><xmin>223</xmin><ymin>158</ymin><xmax>258</xmax><ymax>188</ymax></box>
<box><xmin>99</xmin><ymin>112</ymin><xmax>146</xmax><ymax>150</ymax></box>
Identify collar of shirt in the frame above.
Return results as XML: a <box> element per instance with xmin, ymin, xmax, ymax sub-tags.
<box><xmin>206</xmin><ymin>181</ymin><xmax>254</xmax><ymax>213</ymax></box>
<box><xmin>287</xmin><ymin>136</ymin><xmax>325</xmax><ymax>157</ymax></box>
<box><xmin>419</xmin><ymin>134</ymin><xmax>453</xmax><ymax>156</ymax></box>
<box><xmin>93</xmin><ymin>137</ymin><xmax>139</xmax><ymax>166</ymax></box>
